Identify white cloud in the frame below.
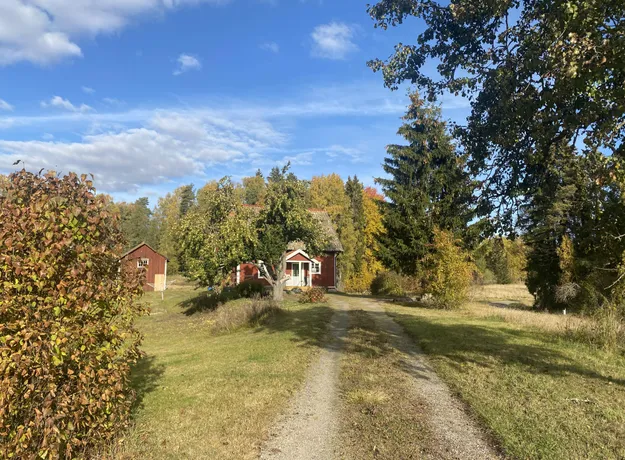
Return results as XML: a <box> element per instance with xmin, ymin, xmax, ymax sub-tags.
<box><xmin>325</xmin><ymin>145</ymin><xmax>363</xmax><ymax>162</ymax></box>
<box><xmin>260</xmin><ymin>42</ymin><xmax>279</xmax><ymax>53</ymax></box>
<box><xmin>82</xmin><ymin>86</ymin><xmax>95</xmax><ymax>94</ymax></box>
<box><xmin>103</xmin><ymin>97</ymin><xmax>125</xmax><ymax>107</ymax></box>
<box><xmin>0</xmin><ymin>99</ymin><xmax>14</xmax><ymax>111</ymax></box>
<box><xmin>41</xmin><ymin>96</ymin><xmax>93</xmax><ymax>113</ymax></box>
<box><xmin>311</xmin><ymin>22</ymin><xmax>357</xmax><ymax>60</ymax></box>
<box><xmin>42</xmin><ymin>133</ymin><xmax>54</xmax><ymax>140</ymax></box>
<box><xmin>0</xmin><ymin>110</ymin><xmax>287</xmax><ymax>192</ymax></box>
<box><xmin>0</xmin><ymin>0</ymin><xmax>231</xmax><ymax>65</ymax></box>
<box><xmin>173</xmin><ymin>54</ymin><xmax>202</xmax><ymax>76</ymax></box>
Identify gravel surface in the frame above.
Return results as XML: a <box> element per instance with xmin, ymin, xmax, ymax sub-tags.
<box><xmin>260</xmin><ymin>296</ymin><xmax>499</xmax><ymax>459</ymax></box>
<box><xmin>259</xmin><ymin>303</ymin><xmax>349</xmax><ymax>460</ymax></box>
<box><xmin>347</xmin><ymin>296</ymin><xmax>500</xmax><ymax>459</ymax></box>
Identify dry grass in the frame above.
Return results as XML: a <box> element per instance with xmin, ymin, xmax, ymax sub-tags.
<box><xmin>110</xmin><ymin>288</ymin><xmax>333</xmax><ymax>459</ymax></box>
<box><xmin>205</xmin><ymin>297</ymin><xmax>281</xmax><ymax>333</ymax></box>
<box><xmin>338</xmin><ymin>310</ymin><xmax>437</xmax><ymax>459</ymax></box>
<box><xmin>469</xmin><ymin>284</ymin><xmax>624</xmax><ymax>351</ymax></box>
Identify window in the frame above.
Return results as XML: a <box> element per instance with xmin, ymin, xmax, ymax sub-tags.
<box><xmin>137</xmin><ymin>258</ymin><xmax>150</xmax><ymax>268</ymax></box>
<box><xmin>311</xmin><ymin>261</ymin><xmax>321</xmax><ymax>275</ymax></box>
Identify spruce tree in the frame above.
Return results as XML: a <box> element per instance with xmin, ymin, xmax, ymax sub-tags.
<box><xmin>345</xmin><ymin>176</ymin><xmax>366</xmax><ymax>273</ymax></box>
<box><xmin>376</xmin><ymin>94</ymin><xmax>474</xmax><ymax>275</ymax></box>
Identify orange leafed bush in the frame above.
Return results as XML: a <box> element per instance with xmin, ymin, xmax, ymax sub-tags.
<box><xmin>0</xmin><ymin>170</ymin><xmax>147</xmax><ymax>458</ymax></box>
<box><xmin>299</xmin><ymin>287</ymin><xmax>327</xmax><ymax>303</ymax></box>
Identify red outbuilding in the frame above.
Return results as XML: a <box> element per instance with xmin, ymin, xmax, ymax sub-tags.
<box><xmin>121</xmin><ymin>242</ymin><xmax>168</xmax><ymax>292</ymax></box>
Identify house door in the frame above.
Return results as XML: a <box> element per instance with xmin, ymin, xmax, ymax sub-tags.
<box><xmin>291</xmin><ymin>262</ymin><xmax>302</xmax><ymax>286</ymax></box>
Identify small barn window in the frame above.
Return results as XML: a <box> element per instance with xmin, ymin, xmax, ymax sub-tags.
<box><xmin>138</xmin><ymin>258</ymin><xmax>150</xmax><ymax>268</ymax></box>
<box><xmin>311</xmin><ymin>261</ymin><xmax>321</xmax><ymax>275</ymax></box>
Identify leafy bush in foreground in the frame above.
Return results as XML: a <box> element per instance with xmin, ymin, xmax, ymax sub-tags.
<box><xmin>299</xmin><ymin>287</ymin><xmax>327</xmax><ymax>304</ymax></box>
<box><xmin>0</xmin><ymin>170</ymin><xmax>146</xmax><ymax>458</ymax></box>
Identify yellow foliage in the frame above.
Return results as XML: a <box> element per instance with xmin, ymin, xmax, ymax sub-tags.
<box><xmin>426</xmin><ymin>228</ymin><xmax>475</xmax><ymax>308</ymax></box>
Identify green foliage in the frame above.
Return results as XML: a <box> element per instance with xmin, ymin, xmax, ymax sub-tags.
<box><xmin>425</xmin><ymin>228</ymin><xmax>475</xmax><ymax>309</ymax></box>
<box><xmin>0</xmin><ymin>170</ymin><xmax>146</xmax><ymax>458</ymax></box>
<box><xmin>177</xmin><ymin>178</ymin><xmax>255</xmax><ymax>289</ymax></box>
<box><xmin>345</xmin><ymin>176</ymin><xmax>366</xmax><ymax>273</ymax></box>
<box><xmin>118</xmin><ymin>197</ymin><xmax>158</xmax><ymax>250</ymax></box>
<box><xmin>298</xmin><ymin>287</ymin><xmax>327</xmax><ymax>304</ymax></box>
<box><xmin>235</xmin><ymin>280</ymin><xmax>266</xmax><ymax>298</ymax></box>
<box><xmin>474</xmin><ymin>238</ymin><xmax>527</xmax><ymax>285</ymax></box>
<box><xmin>376</xmin><ymin>94</ymin><xmax>474</xmax><ymax>275</ymax></box>
<box><xmin>242</xmin><ymin>170</ymin><xmax>267</xmax><ymax>205</ymax></box>
<box><xmin>370</xmin><ymin>272</ymin><xmax>407</xmax><ymax>297</ymax></box>
<box><xmin>251</xmin><ymin>165</ymin><xmax>325</xmax><ymax>300</ymax></box>
<box><xmin>178</xmin><ymin>184</ymin><xmax>195</xmax><ymax>217</ymax></box>
<box><xmin>368</xmin><ymin>0</ymin><xmax>625</xmax><ymax>230</ymax></box>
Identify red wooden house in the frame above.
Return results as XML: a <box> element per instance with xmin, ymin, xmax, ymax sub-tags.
<box><xmin>233</xmin><ymin>210</ymin><xmax>343</xmax><ymax>290</ymax></box>
<box><xmin>121</xmin><ymin>242</ymin><xmax>168</xmax><ymax>292</ymax></box>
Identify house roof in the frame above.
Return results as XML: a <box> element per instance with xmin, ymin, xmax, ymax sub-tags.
<box><xmin>288</xmin><ymin>209</ymin><xmax>343</xmax><ymax>253</ymax></box>
<box><xmin>243</xmin><ymin>206</ymin><xmax>343</xmax><ymax>253</ymax></box>
<box><xmin>120</xmin><ymin>242</ymin><xmax>169</xmax><ymax>261</ymax></box>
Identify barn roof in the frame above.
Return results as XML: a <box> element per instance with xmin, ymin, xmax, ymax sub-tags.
<box><xmin>120</xmin><ymin>242</ymin><xmax>169</xmax><ymax>261</ymax></box>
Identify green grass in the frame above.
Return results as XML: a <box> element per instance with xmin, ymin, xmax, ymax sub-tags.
<box><xmin>384</xmin><ymin>295</ymin><xmax>625</xmax><ymax>459</ymax></box>
<box><xmin>338</xmin><ymin>310</ymin><xmax>436</xmax><ymax>459</ymax></box>
<box><xmin>114</xmin><ymin>288</ymin><xmax>333</xmax><ymax>459</ymax></box>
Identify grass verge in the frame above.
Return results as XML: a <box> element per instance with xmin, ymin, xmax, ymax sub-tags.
<box><xmin>112</xmin><ymin>287</ymin><xmax>333</xmax><ymax>459</ymax></box>
<box><xmin>385</xmin><ymin>294</ymin><xmax>625</xmax><ymax>459</ymax></box>
<box><xmin>338</xmin><ymin>309</ymin><xmax>436</xmax><ymax>459</ymax></box>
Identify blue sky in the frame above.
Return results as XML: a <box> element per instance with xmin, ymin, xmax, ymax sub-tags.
<box><xmin>0</xmin><ymin>0</ymin><xmax>469</xmax><ymax>203</ymax></box>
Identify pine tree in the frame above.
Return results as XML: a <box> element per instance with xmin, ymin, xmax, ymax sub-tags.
<box><xmin>345</xmin><ymin>176</ymin><xmax>366</xmax><ymax>273</ymax></box>
<box><xmin>376</xmin><ymin>94</ymin><xmax>474</xmax><ymax>275</ymax></box>
<box><xmin>178</xmin><ymin>184</ymin><xmax>195</xmax><ymax>217</ymax></box>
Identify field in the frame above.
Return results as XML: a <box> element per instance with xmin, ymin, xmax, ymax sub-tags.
<box><xmin>384</xmin><ymin>285</ymin><xmax>625</xmax><ymax>459</ymax></box>
<box><xmin>113</xmin><ymin>287</ymin><xmax>333</xmax><ymax>459</ymax></box>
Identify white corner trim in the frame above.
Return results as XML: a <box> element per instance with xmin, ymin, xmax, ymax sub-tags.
<box><xmin>286</xmin><ymin>249</ymin><xmax>313</xmax><ymax>261</ymax></box>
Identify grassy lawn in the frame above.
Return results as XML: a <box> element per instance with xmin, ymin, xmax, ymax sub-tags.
<box><xmin>384</xmin><ymin>285</ymin><xmax>625</xmax><ymax>459</ymax></box>
<box><xmin>339</xmin><ymin>310</ymin><xmax>436</xmax><ymax>459</ymax></box>
<box><xmin>114</xmin><ymin>288</ymin><xmax>333</xmax><ymax>459</ymax></box>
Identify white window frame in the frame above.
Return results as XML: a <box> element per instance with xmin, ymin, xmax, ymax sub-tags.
<box><xmin>311</xmin><ymin>260</ymin><xmax>322</xmax><ymax>275</ymax></box>
<box><xmin>137</xmin><ymin>258</ymin><xmax>150</xmax><ymax>268</ymax></box>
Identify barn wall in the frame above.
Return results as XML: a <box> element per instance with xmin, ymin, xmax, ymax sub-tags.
<box><xmin>122</xmin><ymin>245</ymin><xmax>166</xmax><ymax>292</ymax></box>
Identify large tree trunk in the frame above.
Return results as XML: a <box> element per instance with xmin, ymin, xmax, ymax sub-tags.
<box><xmin>272</xmin><ymin>255</ymin><xmax>288</xmax><ymax>301</ymax></box>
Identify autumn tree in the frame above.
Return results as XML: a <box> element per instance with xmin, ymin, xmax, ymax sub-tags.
<box><xmin>249</xmin><ymin>166</ymin><xmax>325</xmax><ymax>300</ymax></box>
<box><xmin>310</xmin><ymin>174</ymin><xmax>358</xmax><ymax>286</ymax></box>
<box><xmin>376</xmin><ymin>95</ymin><xmax>474</xmax><ymax>275</ymax></box>
<box><xmin>0</xmin><ymin>170</ymin><xmax>146</xmax><ymax>458</ymax></box>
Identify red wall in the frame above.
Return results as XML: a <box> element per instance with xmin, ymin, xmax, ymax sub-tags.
<box><xmin>312</xmin><ymin>253</ymin><xmax>336</xmax><ymax>288</ymax></box>
<box><xmin>122</xmin><ymin>245</ymin><xmax>167</xmax><ymax>291</ymax></box>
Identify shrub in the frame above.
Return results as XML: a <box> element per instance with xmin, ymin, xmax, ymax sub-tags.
<box><xmin>235</xmin><ymin>280</ymin><xmax>266</xmax><ymax>298</ymax></box>
<box><xmin>425</xmin><ymin>228</ymin><xmax>476</xmax><ymax>309</ymax></box>
<box><xmin>0</xmin><ymin>171</ymin><xmax>147</xmax><ymax>458</ymax></box>
<box><xmin>207</xmin><ymin>298</ymin><xmax>281</xmax><ymax>333</ymax></box>
<box><xmin>474</xmin><ymin>237</ymin><xmax>527</xmax><ymax>284</ymax></box>
<box><xmin>299</xmin><ymin>287</ymin><xmax>327</xmax><ymax>304</ymax></box>
<box><xmin>370</xmin><ymin>272</ymin><xmax>406</xmax><ymax>297</ymax></box>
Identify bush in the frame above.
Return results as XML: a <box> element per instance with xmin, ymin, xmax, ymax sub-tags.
<box><xmin>207</xmin><ymin>298</ymin><xmax>281</xmax><ymax>333</ymax></box>
<box><xmin>370</xmin><ymin>271</ymin><xmax>407</xmax><ymax>297</ymax></box>
<box><xmin>474</xmin><ymin>237</ymin><xmax>527</xmax><ymax>284</ymax></box>
<box><xmin>0</xmin><ymin>171</ymin><xmax>147</xmax><ymax>458</ymax></box>
<box><xmin>299</xmin><ymin>287</ymin><xmax>327</xmax><ymax>304</ymax></box>
<box><xmin>425</xmin><ymin>228</ymin><xmax>476</xmax><ymax>309</ymax></box>
<box><xmin>235</xmin><ymin>280</ymin><xmax>266</xmax><ymax>298</ymax></box>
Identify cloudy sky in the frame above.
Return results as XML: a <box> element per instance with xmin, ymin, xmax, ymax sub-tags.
<box><xmin>0</xmin><ymin>0</ymin><xmax>470</xmax><ymax>203</ymax></box>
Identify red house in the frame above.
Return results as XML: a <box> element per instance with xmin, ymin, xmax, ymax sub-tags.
<box><xmin>233</xmin><ymin>210</ymin><xmax>343</xmax><ymax>290</ymax></box>
<box><xmin>121</xmin><ymin>242</ymin><xmax>168</xmax><ymax>292</ymax></box>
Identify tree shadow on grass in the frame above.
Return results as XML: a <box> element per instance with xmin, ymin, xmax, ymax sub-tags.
<box><xmin>382</xmin><ymin>307</ymin><xmax>625</xmax><ymax>387</ymax></box>
<box><xmin>253</xmin><ymin>304</ymin><xmax>336</xmax><ymax>349</ymax></box>
<box><xmin>130</xmin><ymin>355</ymin><xmax>166</xmax><ymax>414</ymax></box>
